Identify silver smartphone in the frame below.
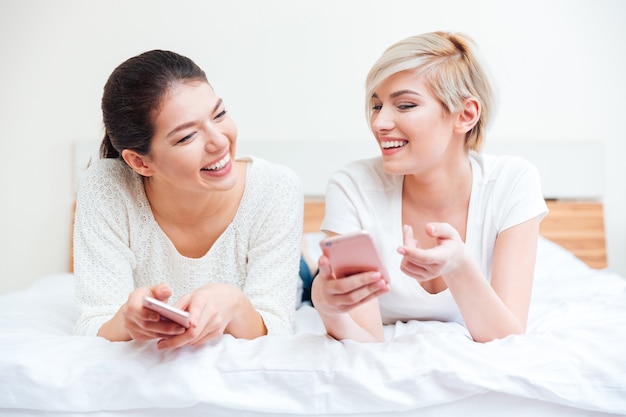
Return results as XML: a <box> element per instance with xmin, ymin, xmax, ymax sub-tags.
<box><xmin>142</xmin><ymin>296</ymin><xmax>190</xmax><ymax>328</ymax></box>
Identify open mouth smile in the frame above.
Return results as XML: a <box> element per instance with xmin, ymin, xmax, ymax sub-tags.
<box><xmin>201</xmin><ymin>153</ymin><xmax>230</xmax><ymax>171</ymax></box>
<box><xmin>381</xmin><ymin>140</ymin><xmax>408</xmax><ymax>149</ymax></box>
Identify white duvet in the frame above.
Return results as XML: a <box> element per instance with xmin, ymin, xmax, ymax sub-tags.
<box><xmin>1</xmin><ymin>237</ymin><xmax>625</xmax><ymax>416</ymax></box>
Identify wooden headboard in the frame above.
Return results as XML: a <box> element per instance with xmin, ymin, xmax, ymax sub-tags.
<box><xmin>539</xmin><ymin>200</ymin><xmax>606</xmax><ymax>268</ymax></box>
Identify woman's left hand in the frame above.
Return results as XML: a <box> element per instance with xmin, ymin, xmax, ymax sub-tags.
<box><xmin>397</xmin><ymin>223</ymin><xmax>471</xmax><ymax>282</ymax></box>
<box><xmin>154</xmin><ymin>283</ymin><xmax>255</xmax><ymax>350</ymax></box>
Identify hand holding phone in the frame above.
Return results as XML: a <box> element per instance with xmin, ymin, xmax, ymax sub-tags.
<box><xmin>319</xmin><ymin>230</ymin><xmax>390</xmax><ymax>283</ymax></box>
<box><xmin>142</xmin><ymin>296</ymin><xmax>190</xmax><ymax>328</ymax></box>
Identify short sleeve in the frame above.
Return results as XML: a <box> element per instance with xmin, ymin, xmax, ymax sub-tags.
<box><xmin>321</xmin><ymin>168</ymin><xmax>364</xmax><ymax>234</ymax></box>
<box><xmin>496</xmin><ymin>157</ymin><xmax>548</xmax><ymax>232</ymax></box>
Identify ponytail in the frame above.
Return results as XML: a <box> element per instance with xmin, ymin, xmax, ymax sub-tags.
<box><xmin>99</xmin><ymin>132</ymin><xmax>120</xmax><ymax>159</ymax></box>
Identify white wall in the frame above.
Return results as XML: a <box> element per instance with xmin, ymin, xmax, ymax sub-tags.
<box><xmin>0</xmin><ymin>0</ymin><xmax>624</xmax><ymax>293</ymax></box>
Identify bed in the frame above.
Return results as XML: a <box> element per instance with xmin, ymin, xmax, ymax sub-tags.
<box><xmin>1</xmin><ymin>140</ymin><xmax>625</xmax><ymax>417</ymax></box>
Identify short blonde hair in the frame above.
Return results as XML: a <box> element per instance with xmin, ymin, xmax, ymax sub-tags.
<box><xmin>365</xmin><ymin>31</ymin><xmax>497</xmax><ymax>151</ymax></box>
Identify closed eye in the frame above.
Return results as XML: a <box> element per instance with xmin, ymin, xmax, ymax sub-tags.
<box><xmin>214</xmin><ymin>109</ymin><xmax>227</xmax><ymax>120</ymax></box>
<box><xmin>177</xmin><ymin>132</ymin><xmax>196</xmax><ymax>144</ymax></box>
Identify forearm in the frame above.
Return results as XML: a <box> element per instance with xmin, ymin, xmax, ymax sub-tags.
<box><xmin>445</xmin><ymin>262</ymin><xmax>525</xmax><ymax>342</ymax></box>
<box><xmin>317</xmin><ymin>310</ymin><xmax>383</xmax><ymax>343</ymax></box>
<box><xmin>224</xmin><ymin>290</ymin><xmax>268</xmax><ymax>339</ymax></box>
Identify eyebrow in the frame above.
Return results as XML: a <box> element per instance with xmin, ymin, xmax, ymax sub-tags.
<box><xmin>166</xmin><ymin>98</ymin><xmax>223</xmax><ymax>138</ymax></box>
<box><xmin>371</xmin><ymin>90</ymin><xmax>422</xmax><ymax>100</ymax></box>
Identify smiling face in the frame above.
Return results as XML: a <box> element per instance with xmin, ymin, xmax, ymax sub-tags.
<box><xmin>369</xmin><ymin>70</ymin><xmax>467</xmax><ymax>178</ymax></box>
<box><xmin>125</xmin><ymin>80</ymin><xmax>239</xmax><ymax>195</ymax></box>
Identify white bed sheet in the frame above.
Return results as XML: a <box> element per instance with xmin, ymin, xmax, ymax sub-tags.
<box><xmin>1</xmin><ymin>237</ymin><xmax>625</xmax><ymax>417</ymax></box>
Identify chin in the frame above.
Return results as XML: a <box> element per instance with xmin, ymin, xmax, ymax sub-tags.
<box><xmin>381</xmin><ymin>160</ymin><xmax>408</xmax><ymax>176</ymax></box>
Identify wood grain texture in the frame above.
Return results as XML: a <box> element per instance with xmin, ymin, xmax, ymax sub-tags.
<box><xmin>303</xmin><ymin>198</ymin><xmax>326</xmax><ymax>233</ymax></box>
<box><xmin>540</xmin><ymin>200</ymin><xmax>606</xmax><ymax>269</ymax></box>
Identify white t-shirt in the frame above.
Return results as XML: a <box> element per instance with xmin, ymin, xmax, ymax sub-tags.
<box><xmin>321</xmin><ymin>152</ymin><xmax>548</xmax><ymax>324</ymax></box>
<box><xmin>74</xmin><ymin>156</ymin><xmax>303</xmax><ymax>337</ymax></box>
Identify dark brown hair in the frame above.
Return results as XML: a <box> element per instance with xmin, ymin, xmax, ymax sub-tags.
<box><xmin>100</xmin><ymin>50</ymin><xmax>208</xmax><ymax>158</ymax></box>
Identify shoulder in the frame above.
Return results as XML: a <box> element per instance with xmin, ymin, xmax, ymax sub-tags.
<box><xmin>244</xmin><ymin>156</ymin><xmax>300</xmax><ymax>184</ymax></box>
<box><xmin>330</xmin><ymin>156</ymin><xmax>398</xmax><ymax>191</ymax></box>
<box><xmin>78</xmin><ymin>158</ymin><xmax>139</xmax><ymax>189</ymax></box>
<box><xmin>471</xmin><ymin>151</ymin><xmax>547</xmax><ymax>227</ymax></box>
<box><xmin>240</xmin><ymin>156</ymin><xmax>303</xmax><ymax>202</ymax></box>
<box><xmin>471</xmin><ymin>152</ymin><xmax>540</xmax><ymax>185</ymax></box>
<box><xmin>76</xmin><ymin>158</ymin><xmax>143</xmax><ymax>211</ymax></box>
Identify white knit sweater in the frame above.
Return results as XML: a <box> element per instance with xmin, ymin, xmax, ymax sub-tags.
<box><xmin>73</xmin><ymin>156</ymin><xmax>303</xmax><ymax>337</ymax></box>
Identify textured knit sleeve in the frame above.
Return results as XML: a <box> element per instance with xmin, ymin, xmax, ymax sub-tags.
<box><xmin>73</xmin><ymin>160</ymin><xmax>137</xmax><ymax>336</ymax></box>
<box><xmin>243</xmin><ymin>161</ymin><xmax>303</xmax><ymax>335</ymax></box>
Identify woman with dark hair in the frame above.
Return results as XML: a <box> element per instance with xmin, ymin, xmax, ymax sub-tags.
<box><xmin>73</xmin><ymin>50</ymin><xmax>303</xmax><ymax>350</ymax></box>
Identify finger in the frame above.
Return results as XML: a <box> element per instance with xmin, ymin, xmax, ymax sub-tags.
<box><xmin>123</xmin><ymin>293</ymin><xmax>160</xmax><ymax>325</ymax></box>
<box><xmin>317</xmin><ymin>256</ymin><xmax>335</xmax><ymax>280</ymax></box>
<box><xmin>157</xmin><ymin>336</ymin><xmax>186</xmax><ymax>350</ymax></box>
<box><xmin>126</xmin><ymin>319</ymin><xmax>182</xmax><ymax>341</ymax></box>
<box><xmin>332</xmin><ymin>276</ymin><xmax>387</xmax><ymax>309</ymax></box>
<box><xmin>157</xmin><ymin>324</ymin><xmax>220</xmax><ymax>350</ymax></box>
<box><xmin>426</xmin><ymin>222</ymin><xmax>461</xmax><ymax>241</ymax></box>
<box><xmin>402</xmin><ymin>224</ymin><xmax>418</xmax><ymax>247</ymax></box>
<box><xmin>356</xmin><ymin>285</ymin><xmax>390</xmax><ymax>306</ymax></box>
<box><xmin>127</xmin><ymin>287</ymin><xmax>152</xmax><ymax>308</ymax></box>
<box><xmin>330</xmin><ymin>271</ymin><xmax>382</xmax><ymax>296</ymax></box>
<box><xmin>400</xmin><ymin>262</ymin><xmax>432</xmax><ymax>281</ymax></box>
<box><xmin>137</xmin><ymin>328</ymin><xmax>183</xmax><ymax>341</ymax></box>
<box><xmin>151</xmin><ymin>283</ymin><xmax>172</xmax><ymax>302</ymax></box>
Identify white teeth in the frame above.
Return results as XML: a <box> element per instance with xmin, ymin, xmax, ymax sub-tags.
<box><xmin>203</xmin><ymin>153</ymin><xmax>230</xmax><ymax>171</ymax></box>
<box><xmin>381</xmin><ymin>140</ymin><xmax>407</xmax><ymax>149</ymax></box>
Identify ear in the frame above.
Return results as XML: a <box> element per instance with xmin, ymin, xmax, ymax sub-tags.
<box><xmin>121</xmin><ymin>149</ymin><xmax>154</xmax><ymax>177</ymax></box>
<box><xmin>454</xmin><ymin>97</ymin><xmax>480</xmax><ymax>135</ymax></box>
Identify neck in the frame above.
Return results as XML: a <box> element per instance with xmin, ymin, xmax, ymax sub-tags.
<box><xmin>143</xmin><ymin>178</ymin><xmax>227</xmax><ymax>225</ymax></box>
<box><xmin>403</xmin><ymin>156</ymin><xmax>473</xmax><ymax>212</ymax></box>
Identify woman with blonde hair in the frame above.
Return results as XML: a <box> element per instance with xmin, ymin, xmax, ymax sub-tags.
<box><xmin>312</xmin><ymin>31</ymin><xmax>547</xmax><ymax>343</ymax></box>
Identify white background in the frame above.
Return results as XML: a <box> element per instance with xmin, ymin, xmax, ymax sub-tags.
<box><xmin>0</xmin><ymin>0</ymin><xmax>624</xmax><ymax>293</ymax></box>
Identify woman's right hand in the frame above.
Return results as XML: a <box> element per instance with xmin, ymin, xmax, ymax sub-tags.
<box><xmin>122</xmin><ymin>283</ymin><xmax>187</xmax><ymax>341</ymax></box>
<box><xmin>311</xmin><ymin>255</ymin><xmax>389</xmax><ymax>316</ymax></box>
<box><xmin>311</xmin><ymin>255</ymin><xmax>388</xmax><ymax>342</ymax></box>
<box><xmin>98</xmin><ymin>283</ymin><xmax>186</xmax><ymax>342</ymax></box>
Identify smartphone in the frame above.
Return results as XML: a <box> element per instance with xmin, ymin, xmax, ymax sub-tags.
<box><xmin>319</xmin><ymin>230</ymin><xmax>389</xmax><ymax>283</ymax></box>
<box><xmin>142</xmin><ymin>296</ymin><xmax>190</xmax><ymax>328</ymax></box>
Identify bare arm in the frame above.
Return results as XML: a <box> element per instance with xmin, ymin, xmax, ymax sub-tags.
<box><xmin>398</xmin><ymin>216</ymin><xmax>541</xmax><ymax>342</ymax></box>
<box><xmin>452</xmin><ymin>216</ymin><xmax>541</xmax><ymax>341</ymax></box>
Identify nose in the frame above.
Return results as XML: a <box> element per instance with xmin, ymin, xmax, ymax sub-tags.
<box><xmin>370</xmin><ymin>106</ymin><xmax>394</xmax><ymax>133</ymax></box>
<box><xmin>202</xmin><ymin>122</ymin><xmax>229</xmax><ymax>152</ymax></box>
